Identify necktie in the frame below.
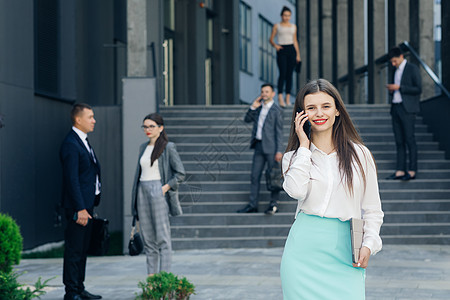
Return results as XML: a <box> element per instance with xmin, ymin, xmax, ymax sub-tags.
<box><xmin>85</xmin><ymin>137</ymin><xmax>97</xmax><ymax>163</ymax></box>
<box><xmin>86</xmin><ymin>137</ymin><xmax>101</xmax><ymax>194</ymax></box>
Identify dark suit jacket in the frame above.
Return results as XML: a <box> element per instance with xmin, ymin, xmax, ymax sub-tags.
<box><xmin>390</xmin><ymin>62</ymin><xmax>422</xmax><ymax>113</ymax></box>
<box><xmin>244</xmin><ymin>103</ymin><xmax>284</xmax><ymax>154</ymax></box>
<box><xmin>131</xmin><ymin>142</ymin><xmax>186</xmax><ymax>218</ymax></box>
<box><xmin>60</xmin><ymin>130</ymin><xmax>101</xmax><ymax>212</ymax></box>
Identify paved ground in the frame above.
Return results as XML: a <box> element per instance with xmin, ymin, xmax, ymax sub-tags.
<box><xmin>16</xmin><ymin>245</ymin><xmax>450</xmax><ymax>300</ymax></box>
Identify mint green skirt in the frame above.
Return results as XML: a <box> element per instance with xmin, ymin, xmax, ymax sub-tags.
<box><xmin>280</xmin><ymin>213</ymin><xmax>365</xmax><ymax>300</ymax></box>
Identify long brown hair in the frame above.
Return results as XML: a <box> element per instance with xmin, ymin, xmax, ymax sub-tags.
<box><xmin>285</xmin><ymin>79</ymin><xmax>368</xmax><ymax>194</ymax></box>
<box><xmin>143</xmin><ymin>113</ymin><xmax>169</xmax><ymax>166</ymax></box>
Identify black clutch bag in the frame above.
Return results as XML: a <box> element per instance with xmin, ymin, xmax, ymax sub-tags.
<box><xmin>265</xmin><ymin>162</ymin><xmax>283</xmax><ymax>192</ymax></box>
<box><xmin>87</xmin><ymin>216</ymin><xmax>110</xmax><ymax>256</ymax></box>
<box><xmin>128</xmin><ymin>216</ymin><xmax>143</xmax><ymax>256</ymax></box>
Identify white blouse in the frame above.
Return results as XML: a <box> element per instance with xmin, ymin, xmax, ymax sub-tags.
<box><xmin>282</xmin><ymin>143</ymin><xmax>384</xmax><ymax>255</ymax></box>
<box><xmin>140</xmin><ymin>145</ymin><xmax>161</xmax><ymax>181</ymax></box>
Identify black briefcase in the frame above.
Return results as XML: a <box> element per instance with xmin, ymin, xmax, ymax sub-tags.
<box><xmin>87</xmin><ymin>217</ymin><xmax>110</xmax><ymax>256</ymax></box>
<box><xmin>265</xmin><ymin>162</ymin><xmax>284</xmax><ymax>192</ymax></box>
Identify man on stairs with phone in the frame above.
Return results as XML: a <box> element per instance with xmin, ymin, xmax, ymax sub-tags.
<box><xmin>237</xmin><ymin>83</ymin><xmax>284</xmax><ymax>215</ymax></box>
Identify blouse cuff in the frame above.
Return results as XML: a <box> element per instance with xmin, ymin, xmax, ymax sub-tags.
<box><xmin>362</xmin><ymin>238</ymin><xmax>381</xmax><ymax>256</ymax></box>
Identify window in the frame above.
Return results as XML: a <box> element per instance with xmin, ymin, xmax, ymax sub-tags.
<box><xmin>287</xmin><ymin>0</ymin><xmax>297</xmax><ymax>5</ymax></box>
<box><xmin>259</xmin><ymin>16</ymin><xmax>277</xmax><ymax>85</ymax></box>
<box><xmin>239</xmin><ymin>2</ymin><xmax>252</xmax><ymax>73</ymax></box>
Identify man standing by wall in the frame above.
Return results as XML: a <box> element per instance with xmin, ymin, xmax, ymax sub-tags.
<box><xmin>385</xmin><ymin>47</ymin><xmax>422</xmax><ymax>181</ymax></box>
<box><xmin>60</xmin><ymin>103</ymin><xmax>102</xmax><ymax>300</ymax></box>
<box><xmin>237</xmin><ymin>84</ymin><xmax>284</xmax><ymax>214</ymax></box>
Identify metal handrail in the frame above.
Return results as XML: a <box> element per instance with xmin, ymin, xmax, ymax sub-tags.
<box><xmin>338</xmin><ymin>41</ymin><xmax>450</xmax><ymax>100</ymax></box>
<box><xmin>399</xmin><ymin>41</ymin><xmax>450</xmax><ymax>99</ymax></box>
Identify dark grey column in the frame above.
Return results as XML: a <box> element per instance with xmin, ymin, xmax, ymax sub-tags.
<box><xmin>409</xmin><ymin>0</ymin><xmax>420</xmax><ymax>64</ymax></box>
<box><xmin>347</xmin><ymin>0</ymin><xmax>354</xmax><ymax>104</ymax></box>
<box><xmin>388</xmin><ymin>0</ymin><xmax>396</xmax><ymax>50</ymax></box>
<box><xmin>306</xmin><ymin>0</ymin><xmax>311</xmax><ymax>79</ymax></box>
<box><xmin>441</xmin><ymin>0</ymin><xmax>450</xmax><ymax>91</ymax></box>
<box><xmin>367</xmin><ymin>0</ymin><xmax>374</xmax><ymax>104</ymax></box>
<box><xmin>332</xmin><ymin>0</ymin><xmax>337</xmax><ymax>85</ymax></box>
<box><xmin>213</xmin><ymin>0</ymin><xmax>239</xmax><ymax>104</ymax></box>
<box><xmin>318</xmin><ymin>0</ymin><xmax>323</xmax><ymax>77</ymax></box>
<box><xmin>187</xmin><ymin>0</ymin><xmax>206</xmax><ymax>105</ymax></box>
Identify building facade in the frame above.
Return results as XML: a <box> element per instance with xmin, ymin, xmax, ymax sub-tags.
<box><xmin>1</xmin><ymin>0</ymin><xmax>448</xmax><ymax>249</ymax></box>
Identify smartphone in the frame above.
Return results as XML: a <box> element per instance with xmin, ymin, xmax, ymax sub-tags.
<box><xmin>296</xmin><ymin>107</ymin><xmax>311</xmax><ymax>139</ymax></box>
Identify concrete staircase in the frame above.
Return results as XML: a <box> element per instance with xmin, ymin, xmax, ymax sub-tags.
<box><xmin>160</xmin><ymin>105</ymin><xmax>450</xmax><ymax>249</ymax></box>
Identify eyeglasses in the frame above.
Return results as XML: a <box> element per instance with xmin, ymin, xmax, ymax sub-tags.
<box><xmin>141</xmin><ymin>125</ymin><xmax>160</xmax><ymax>131</ymax></box>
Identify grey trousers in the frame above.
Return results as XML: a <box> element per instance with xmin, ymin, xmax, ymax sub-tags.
<box><xmin>137</xmin><ymin>180</ymin><xmax>172</xmax><ymax>274</ymax></box>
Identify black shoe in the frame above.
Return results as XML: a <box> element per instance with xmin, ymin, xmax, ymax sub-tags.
<box><xmin>264</xmin><ymin>205</ymin><xmax>278</xmax><ymax>215</ymax></box>
<box><xmin>237</xmin><ymin>205</ymin><xmax>258</xmax><ymax>213</ymax></box>
<box><xmin>64</xmin><ymin>294</ymin><xmax>82</xmax><ymax>300</ymax></box>
<box><xmin>385</xmin><ymin>172</ymin><xmax>405</xmax><ymax>180</ymax></box>
<box><xmin>80</xmin><ymin>290</ymin><xmax>102</xmax><ymax>299</ymax></box>
<box><xmin>401</xmin><ymin>173</ymin><xmax>416</xmax><ymax>181</ymax></box>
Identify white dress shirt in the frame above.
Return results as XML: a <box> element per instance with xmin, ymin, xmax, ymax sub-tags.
<box><xmin>392</xmin><ymin>59</ymin><xmax>407</xmax><ymax>104</ymax></box>
<box><xmin>140</xmin><ymin>145</ymin><xmax>162</xmax><ymax>181</ymax></box>
<box><xmin>252</xmin><ymin>100</ymin><xmax>274</xmax><ymax>140</ymax></box>
<box><xmin>72</xmin><ymin>126</ymin><xmax>101</xmax><ymax>195</ymax></box>
<box><xmin>282</xmin><ymin>143</ymin><xmax>384</xmax><ymax>255</ymax></box>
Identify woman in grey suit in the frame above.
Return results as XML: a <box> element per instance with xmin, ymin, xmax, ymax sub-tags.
<box><xmin>131</xmin><ymin>113</ymin><xmax>185</xmax><ymax>276</ymax></box>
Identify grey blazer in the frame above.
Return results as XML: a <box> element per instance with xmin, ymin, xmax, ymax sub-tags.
<box><xmin>244</xmin><ymin>103</ymin><xmax>284</xmax><ymax>154</ymax></box>
<box><xmin>390</xmin><ymin>62</ymin><xmax>422</xmax><ymax>113</ymax></box>
<box><xmin>131</xmin><ymin>141</ymin><xmax>186</xmax><ymax>217</ymax></box>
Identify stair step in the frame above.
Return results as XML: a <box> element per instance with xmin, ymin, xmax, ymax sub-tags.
<box><xmin>180</xmin><ymin>160</ymin><xmax>450</xmax><ymax>171</ymax></box>
<box><xmin>171</xmin><ymin>224</ymin><xmax>291</xmax><ymax>239</ymax></box>
<box><xmin>168</xmin><ymin>132</ymin><xmax>434</xmax><ymax>143</ymax></box>
<box><xmin>165</xmin><ymin>124</ymin><xmax>429</xmax><ymax>134</ymax></box>
<box><xmin>177</xmin><ymin>180</ymin><xmax>450</xmax><ymax>192</ymax></box>
<box><xmin>172</xmin><ymin>237</ymin><xmax>287</xmax><ymax>250</ymax></box>
<box><xmin>184</xmin><ymin>170</ymin><xmax>450</xmax><ymax>181</ymax></box>
<box><xmin>381</xmin><ymin>235</ymin><xmax>450</xmax><ymax>245</ymax></box>
<box><xmin>180</xmin><ymin>200</ymin><xmax>450</xmax><ymax>214</ymax></box>
<box><xmin>178</xmin><ymin>151</ymin><xmax>445</xmax><ymax>161</ymax></box>
<box><xmin>178</xmin><ymin>189</ymin><xmax>450</xmax><ymax>203</ymax></box>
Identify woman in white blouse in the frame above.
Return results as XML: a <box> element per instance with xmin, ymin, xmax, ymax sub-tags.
<box><xmin>131</xmin><ymin>113</ymin><xmax>185</xmax><ymax>276</ymax></box>
<box><xmin>280</xmin><ymin>79</ymin><xmax>384</xmax><ymax>299</ymax></box>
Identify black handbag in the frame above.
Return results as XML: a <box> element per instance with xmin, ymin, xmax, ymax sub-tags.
<box><xmin>128</xmin><ymin>216</ymin><xmax>143</xmax><ymax>256</ymax></box>
<box><xmin>295</xmin><ymin>61</ymin><xmax>302</xmax><ymax>73</ymax></box>
<box><xmin>265</xmin><ymin>161</ymin><xmax>283</xmax><ymax>192</ymax></box>
<box><xmin>87</xmin><ymin>216</ymin><xmax>110</xmax><ymax>256</ymax></box>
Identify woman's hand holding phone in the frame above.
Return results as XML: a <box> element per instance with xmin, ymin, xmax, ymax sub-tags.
<box><xmin>295</xmin><ymin>109</ymin><xmax>311</xmax><ymax>149</ymax></box>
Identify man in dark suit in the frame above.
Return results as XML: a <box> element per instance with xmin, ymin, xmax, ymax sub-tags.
<box><xmin>237</xmin><ymin>83</ymin><xmax>284</xmax><ymax>214</ymax></box>
<box><xmin>60</xmin><ymin>103</ymin><xmax>102</xmax><ymax>300</ymax></box>
<box><xmin>386</xmin><ymin>47</ymin><xmax>422</xmax><ymax>181</ymax></box>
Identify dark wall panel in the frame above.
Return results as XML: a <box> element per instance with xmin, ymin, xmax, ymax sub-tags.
<box><xmin>0</xmin><ymin>86</ymin><xmax>36</xmax><ymax>248</ymax></box>
<box><xmin>88</xmin><ymin>106</ymin><xmax>123</xmax><ymax>233</ymax></box>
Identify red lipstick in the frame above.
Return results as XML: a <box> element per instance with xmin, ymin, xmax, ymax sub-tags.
<box><xmin>313</xmin><ymin>119</ymin><xmax>327</xmax><ymax>125</ymax></box>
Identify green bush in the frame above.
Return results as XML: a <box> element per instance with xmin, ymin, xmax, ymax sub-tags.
<box><xmin>0</xmin><ymin>214</ymin><xmax>23</xmax><ymax>273</ymax></box>
<box><xmin>0</xmin><ymin>213</ymin><xmax>52</xmax><ymax>299</ymax></box>
<box><xmin>136</xmin><ymin>271</ymin><xmax>195</xmax><ymax>300</ymax></box>
<box><xmin>0</xmin><ymin>270</ymin><xmax>53</xmax><ymax>300</ymax></box>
